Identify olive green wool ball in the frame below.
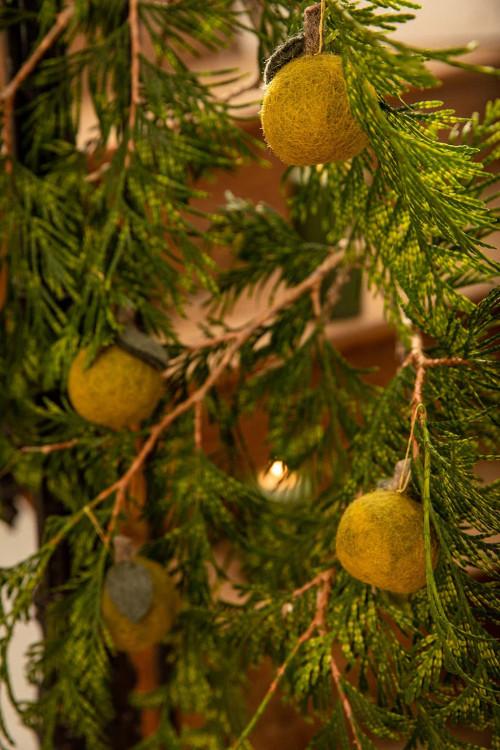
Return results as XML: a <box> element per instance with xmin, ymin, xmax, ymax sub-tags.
<box><xmin>102</xmin><ymin>556</ymin><xmax>179</xmax><ymax>653</ymax></box>
<box><xmin>260</xmin><ymin>54</ymin><xmax>370</xmax><ymax>166</ymax></box>
<box><xmin>68</xmin><ymin>346</ymin><xmax>164</xmax><ymax>430</ymax></box>
<box><xmin>335</xmin><ymin>490</ymin><xmax>440</xmax><ymax>594</ymax></box>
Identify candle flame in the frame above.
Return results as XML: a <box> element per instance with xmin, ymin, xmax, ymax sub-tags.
<box><xmin>269</xmin><ymin>460</ymin><xmax>286</xmax><ymax>479</ymax></box>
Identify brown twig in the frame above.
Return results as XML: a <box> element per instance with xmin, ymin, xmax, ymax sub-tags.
<box><xmin>125</xmin><ymin>0</ymin><xmax>141</xmax><ymax>167</ymax></box>
<box><xmin>401</xmin><ymin>331</ymin><xmax>470</xmax><ymax>457</ymax></box>
<box><xmin>268</xmin><ymin>566</ymin><xmax>361</xmax><ymax>750</ymax></box>
<box><xmin>0</xmin><ymin>437</ymin><xmax>81</xmax><ymax>481</ymax></box>
<box><xmin>1</xmin><ymin>97</ymin><xmax>14</xmax><ymax>172</ymax></box>
<box><xmin>183</xmin><ymin>329</ymin><xmax>240</xmax><ymax>354</ymax></box>
<box><xmin>310</xmin><ymin>280</ymin><xmax>322</xmax><ymax>321</ymax></box>
<box><xmin>330</xmin><ymin>652</ymin><xmax>362</xmax><ymax>750</ymax></box>
<box><xmin>194</xmin><ymin>401</ymin><xmax>203</xmax><ymax>449</ymax></box>
<box><xmin>20</xmin><ymin>438</ymin><xmax>80</xmax><ymax>455</ymax></box>
<box><xmin>105</xmin><ymin>484</ymin><xmax>128</xmax><ymax>545</ymax></box>
<box><xmin>229</xmin><ymin>568</ymin><xmax>335</xmax><ymax>750</ymax></box>
<box><xmin>256</xmin><ymin>566</ymin><xmax>335</xmax><ymax>614</ymax></box>
<box><xmin>0</xmin><ymin>3</ymin><xmax>74</xmax><ymax>104</ymax></box>
<box><xmin>291</xmin><ymin>567</ymin><xmax>334</xmax><ymax>600</ymax></box>
<box><xmin>0</xmin><ymin>3</ymin><xmax>75</xmax><ymax>320</ymax></box>
<box><xmin>309</xmin><ymin>572</ymin><xmax>362</xmax><ymax>748</ymax></box>
<box><xmin>179</xmin><ymin>253</ymin><xmax>350</xmax><ymax>358</ymax></box>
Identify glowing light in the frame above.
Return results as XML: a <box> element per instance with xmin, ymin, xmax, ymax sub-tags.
<box><xmin>269</xmin><ymin>460</ymin><xmax>286</xmax><ymax>479</ymax></box>
<box><xmin>257</xmin><ymin>460</ymin><xmax>299</xmax><ymax>496</ymax></box>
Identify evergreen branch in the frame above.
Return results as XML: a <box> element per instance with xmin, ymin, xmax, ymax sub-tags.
<box><xmin>32</xmin><ymin>248</ymin><xmax>346</xmax><ymax>552</ymax></box>
<box><xmin>7</xmin><ymin>249</ymin><xmax>346</xmax><ymax>543</ymax></box>
<box><xmin>311</xmin><ymin>278</ymin><xmax>322</xmax><ymax>322</ymax></box>
<box><xmin>101</xmin><ymin>248</ymin><xmax>345</xmax><ymax>542</ymax></box>
<box><xmin>304</xmin><ymin>569</ymin><xmax>363</xmax><ymax>750</ymax></box>
<box><xmin>46</xmin><ymin>496</ymin><xmax>104</xmax><ymax>549</ymax></box>
<box><xmin>0</xmin><ymin>436</ymin><xmax>81</xmax><ymax>487</ymax></box>
<box><xmin>0</xmin><ymin>0</ymin><xmax>67</xmax><ymax>326</ymax></box>
<box><xmin>418</xmin><ymin>422</ymin><xmax>484</xmax><ymax>687</ymax></box>
<box><xmin>180</xmin><ymin>264</ymin><xmax>350</xmax><ymax>356</ymax></box>
<box><xmin>229</xmin><ymin>568</ymin><xmax>335</xmax><ymax>750</ymax></box>
<box><xmin>1</xmin><ymin>2</ymin><xmax>498</xmax><ymax>745</ymax></box>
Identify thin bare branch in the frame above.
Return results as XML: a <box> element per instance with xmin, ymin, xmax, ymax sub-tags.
<box><xmin>126</xmin><ymin>0</ymin><xmax>141</xmax><ymax>167</ymax></box>
<box><xmin>194</xmin><ymin>401</ymin><xmax>203</xmax><ymax>449</ymax></box>
<box><xmin>0</xmin><ymin>4</ymin><xmax>74</xmax><ymax>103</ymax></box>
<box><xmin>20</xmin><ymin>438</ymin><xmax>80</xmax><ymax>455</ymax></box>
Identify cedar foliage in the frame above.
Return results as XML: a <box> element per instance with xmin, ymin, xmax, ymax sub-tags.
<box><xmin>0</xmin><ymin>1</ymin><xmax>499</xmax><ymax>749</ymax></box>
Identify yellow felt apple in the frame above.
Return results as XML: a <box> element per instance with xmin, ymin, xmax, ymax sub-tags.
<box><xmin>260</xmin><ymin>53</ymin><xmax>369</xmax><ymax>166</ymax></box>
<box><xmin>335</xmin><ymin>490</ymin><xmax>440</xmax><ymax>594</ymax></box>
<box><xmin>68</xmin><ymin>346</ymin><xmax>164</xmax><ymax>429</ymax></box>
<box><xmin>101</xmin><ymin>556</ymin><xmax>179</xmax><ymax>653</ymax></box>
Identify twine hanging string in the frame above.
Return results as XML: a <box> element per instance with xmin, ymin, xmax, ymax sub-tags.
<box><xmin>396</xmin><ymin>406</ymin><xmax>423</xmax><ymax>495</ymax></box>
<box><xmin>303</xmin><ymin>2</ymin><xmax>326</xmax><ymax>56</ymax></box>
<box><xmin>318</xmin><ymin>0</ymin><xmax>326</xmax><ymax>55</ymax></box>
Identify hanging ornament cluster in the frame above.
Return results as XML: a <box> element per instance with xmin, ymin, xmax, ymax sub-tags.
<box><xmin>260</xmin><ymin>3</ymin><xmax>370</xmax><ymax>166</ymax></box>
<box><xmin>68</xmin><ymin>325</ymin><xmax>168</xmax><ymax>429</ymax></box>
<box><xmin>335</xmin><ymin>462</ymin><xmax>440</xmax><ymax>594</ymax></box>
<box><xmin>102</xmin><ymin>538</ymin><xmax>180</xmax><ymax>653</ymax></box>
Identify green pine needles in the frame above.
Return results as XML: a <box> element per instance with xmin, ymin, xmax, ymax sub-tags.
<box><xmin>1</xmin><ymin>0</ymin><xmax>499</xmax><ymax>748</ymax></box>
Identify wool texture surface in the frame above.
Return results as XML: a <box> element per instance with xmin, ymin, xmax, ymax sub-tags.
<box><xmin>68</xmin><ymin>346</ymin><xmax>164</xmax><ymax>429</ymax></box>
<box><xmin>260</xmin><ymin>53</ymin><xmax>370</xmax><ymax>166</ymax></box>
<box><xmin>102</xmin><ymin>556</ymin><xmax>179</xmax><ymax>652</ymax></box>
<box><xmin>335</xmin><ymin>490</ymin><xmax>440</xmax><ymax>594</ymax></box>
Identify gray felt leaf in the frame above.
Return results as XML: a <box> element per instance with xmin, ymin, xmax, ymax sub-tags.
<box><xmin>117</xmin><ymin>325</ymin><xmax>169</xmax><ymax>370</ymax></box>
<box><xmin>105</xmin><ymin>561</ymin><xmax>153</xmax><ymax>623</ymax></box>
